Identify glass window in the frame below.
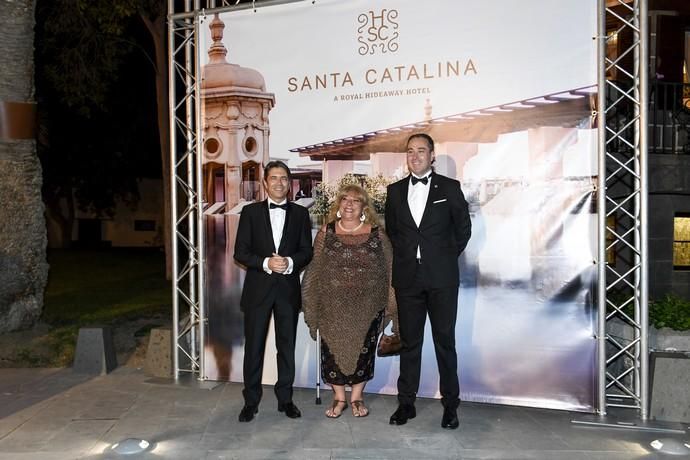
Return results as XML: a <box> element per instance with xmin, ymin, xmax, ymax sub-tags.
<box><xmin>673</xmin><ymin>214</ymin><xmax>690</xmax><ymax>270</ymax></box>
<box><xmin>606</xmin><ymin>30</ymin><xmax>618</xmax><ymax>80</ymax></box>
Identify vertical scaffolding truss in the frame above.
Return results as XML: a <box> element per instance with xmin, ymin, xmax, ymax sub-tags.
<box><xmin>597</xmin><ymin>0</ymin><xmax>648</xmax><ymax>417</ymax></box>
<box><xmin>167</xmin><ymin>0</ymin><xmax>301</xmax><ymax>381</ymax></box>
<box><xmin>168</xmin><ymin>0</ymin><xmax>205</xmax><ymax>379</ymax></box>
<box><xmin>168</xmin><ymin>0</ymin><xmax>649</xmax><ymax>418</ymax></box>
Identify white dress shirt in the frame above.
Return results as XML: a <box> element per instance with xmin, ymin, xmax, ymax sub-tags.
<box><xmin>407</xmin><ymin>173</ymin><xmax>431</xmax><ymax>259</ymax></box>
<box><xmin>262</xmin><ymin>198</ymin><xmax>294</xmax><ymax>275</ymax></box>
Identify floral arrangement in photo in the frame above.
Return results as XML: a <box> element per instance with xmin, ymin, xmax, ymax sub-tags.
<box><xmin>310</xmin><ymin>173</ymin><xmax>393</xmax><ymax>217</ymax></box>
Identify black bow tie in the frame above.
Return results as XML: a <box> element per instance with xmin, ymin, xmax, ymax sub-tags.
<box><xmin>410</xmin><ymin>175</ymin><xmax>430</xmax><ymax>186</ymax></box>
<box><xmin>269</xmin><ymin>202</ymin><xmax>288</xmax><ymax>210</ymax></box>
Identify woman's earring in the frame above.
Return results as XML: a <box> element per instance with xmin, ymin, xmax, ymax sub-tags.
<box><xmin>360</xmin><ymin>212</ymin><xmax>366</xmax><ymax>222</ymax></box>
<box><xmin>336</xmin><ymin>210</ymin><xmax>342</xmax><ymax>219</ymax></box>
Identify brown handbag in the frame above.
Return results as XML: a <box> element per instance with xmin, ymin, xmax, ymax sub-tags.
<box><xmin>376</xmin><ymin>333</ymin><xmax>402</xmax><ymax>357</ymax></box>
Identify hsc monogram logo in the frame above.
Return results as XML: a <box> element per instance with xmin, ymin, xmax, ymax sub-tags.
<box><xmin>357</xmin><ymin>9</ymin><xmax>399</xmax><ymax>56</ymax></box>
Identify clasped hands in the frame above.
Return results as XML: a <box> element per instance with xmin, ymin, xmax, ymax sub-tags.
<box><xmin>267</xmin><ymin>253</ymin><xmax>289</xmax><ymax>273</ymax></box>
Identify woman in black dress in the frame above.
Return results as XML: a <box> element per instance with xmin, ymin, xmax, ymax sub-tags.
<box><xmin>302</xmin><ymin>184</ymin><xmax>397</xmax><ymax>418</ymax></box>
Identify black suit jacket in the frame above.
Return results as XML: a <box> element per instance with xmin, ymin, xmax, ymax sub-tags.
<box><xmin>385</xmin><ymin>173</ymin><xmax>471</xmax><ymax>289</ymax></box>
<box><xmin>233</xmin><ymin>200</ymin><xmax>313</xmax><ymax>312</ymax></box>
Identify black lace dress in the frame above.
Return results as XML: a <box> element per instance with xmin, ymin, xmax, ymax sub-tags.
<box><xmin>302</xmin><ymin>223</ymin><xmax>397</xmax><ymax>385</ymax></box>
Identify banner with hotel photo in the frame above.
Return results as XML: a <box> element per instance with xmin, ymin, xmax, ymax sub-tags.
<box><xmin>200</xmin><ymin>0</ymin><xmax>599</xmax><ymax>412</ymax></box>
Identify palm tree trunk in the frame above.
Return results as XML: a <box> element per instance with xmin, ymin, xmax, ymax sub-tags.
<box><xmin>142</xmin><ymin>13</ymin><xmax>173</xmax><ymax>280</ymax></box>
<box><xmin>0</xmin><ymin>0</ymin><xmax>49</xmax><ymax>332</ymax></box>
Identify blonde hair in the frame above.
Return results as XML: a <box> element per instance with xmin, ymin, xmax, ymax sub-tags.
<box><xmin>327</xmin><ymin>184</ymin><xmax>377</xmax><ymax>225</ymax></box>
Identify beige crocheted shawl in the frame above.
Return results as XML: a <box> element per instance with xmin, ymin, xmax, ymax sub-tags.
<box><xmin>302</xmin><ymin>226</ymin><xmax>398</xmax><ymax>376</ymax></box>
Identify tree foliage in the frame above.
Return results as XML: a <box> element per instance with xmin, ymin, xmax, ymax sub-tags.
<box><xmin>35</xmin><ymin>0</ymin><xmax>164</xmax><ymax>243</ymax></box>
<box><xmin>36</xmin><ymin>0</ymin><xmax>141</xmax><ymax>116</ymax></box>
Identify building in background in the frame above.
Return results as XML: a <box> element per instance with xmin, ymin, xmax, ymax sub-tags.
<box><xmin>201</xmin><ymin>14</ymin><xmax>275</xmax><ymax>213</ymax></box>
<box><xmin>608</xmin><ymin>0</ymin><xmax>690</xmax><ymax>298</ymax></box>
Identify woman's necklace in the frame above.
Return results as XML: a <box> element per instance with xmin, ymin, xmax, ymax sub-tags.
<box><xmin>337</xmin><ymin>220</ymin><xmax>364</xmax><ymax>233</ymax></box>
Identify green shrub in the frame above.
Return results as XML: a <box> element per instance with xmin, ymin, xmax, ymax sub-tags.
<box><xmin>649</xmin><ymin>294</ymin><xmax>690</xmax><ymax>331</ymax></box>
<box><xmin>605</xmin><ymin>291</ymin><xmax>689</xmax><ymax>331</ymax></box>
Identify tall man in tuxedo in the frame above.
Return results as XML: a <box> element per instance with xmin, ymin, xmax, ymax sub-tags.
<box><xmin>234</xmin><ymin>160</ymin><xmax>313</xmax><ymax>422</ymax></box>
<box><xmin>385</xmin><ymin>133</ymin><xmax>472</xmax><ymax>429</ymax></box>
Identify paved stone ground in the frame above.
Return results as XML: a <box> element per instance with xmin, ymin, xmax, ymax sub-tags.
<box><xmin>0</xmin><ymin>367</ymin><xmax>687</xmax><ymax>459</ymax></box>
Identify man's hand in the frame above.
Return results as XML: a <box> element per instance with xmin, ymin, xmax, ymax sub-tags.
<box><xmin>267</xmin><ymin>253</ymin><xmax>288</xmax><ymax>273</ymax></box>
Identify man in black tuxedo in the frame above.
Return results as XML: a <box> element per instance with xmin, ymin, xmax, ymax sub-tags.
<box><xmin>233</xmin><ymin>160</ymin><xmax>313</xmax><ymax>422</ymax></box>
<box><xmin>385</xmin><ymin>133</ymin><xmax>471</xmax><ymax>429</ymax></box>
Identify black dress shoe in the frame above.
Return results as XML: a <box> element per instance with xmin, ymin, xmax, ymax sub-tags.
<box><xmin>238</xmin><ymin>405</ymin><xmax>258</xmax><ymax>422</ymax></box>
<box><xmin>389</xmin><ymin>404</ymin><xmax>416</xmax><ymax>425</ymax></box>
<box><xmin>441</xmin><ymin>407</ymin><xmax>459</xmax><ymax>429</ymax></box>
<box><xmin>278</xmin><ymin>402</ymin><xmax>301</xmax><ymax>418</ymax></box>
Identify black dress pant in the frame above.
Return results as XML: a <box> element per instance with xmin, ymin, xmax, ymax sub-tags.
<box><xmin>242</xmin><ymin>288</ymin><xmax>298</xmax><ymax>407</ymax></box>
<box><xmin>394</xmin><ymin>266</ymin><xmax>460</xmax><ymax>409</ymax></box>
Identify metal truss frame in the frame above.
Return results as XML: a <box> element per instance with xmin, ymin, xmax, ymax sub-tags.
<box><xmin>597</xmin><ymin>0</ymin><xmax>648</xmax><ymax>418</ymax></box>
<box><xmin>168</xmin><ymin>1</ymin><xmax>204</xmax><ymax>379</ymax></box>
<box><xmin>167</xmin><ymin>0</ymin><xmax>303</xmax><ymax>381</ymax></box>
<box><xmin>168</xmin><ymin>0</ymin><xmax>651</xmax><ymax>420</ymax></box>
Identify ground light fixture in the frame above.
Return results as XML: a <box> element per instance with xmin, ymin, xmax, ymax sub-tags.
<box><xmin>110</xmin><ymin>438</ymin><xmax>153</xmax><ymax>456</ymax></box>
<box><xmin>649</xmin><ymin>438</ymin><xmax>690</xmax><ymax>456</ymax></box>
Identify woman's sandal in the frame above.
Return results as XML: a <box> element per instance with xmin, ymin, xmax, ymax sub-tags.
<box><xmin>325</xmin><ymin>399</ymin><xmax>347</xmax><ymax>418</ymax></box>
<box><xmin>351</xmin><ymin>400</ymin><xmax>369</xmax><ymax>417</ymax></box>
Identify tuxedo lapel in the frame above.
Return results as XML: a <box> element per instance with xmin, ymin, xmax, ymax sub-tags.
<box><xmin>399</xmin><ymin>177</ymin><xmax>416</xmax><ymax>226</ymax></box>
<box><xmin>260</xmin><ymin>200</ymin><xmax>277</xmax><ymax>252</ymax></box>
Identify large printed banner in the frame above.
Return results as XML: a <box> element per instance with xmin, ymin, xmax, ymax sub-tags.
<box><xmin>200</xmin><ymin>0</ymin><xmax>599</xmax><ymax>412</ymax></box>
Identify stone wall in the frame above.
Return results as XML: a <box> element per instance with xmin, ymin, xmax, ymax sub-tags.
<box><xmin>648</xmin><ymin>154</ymin><xmax>690</xmax><ymax>299</ymax></box>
